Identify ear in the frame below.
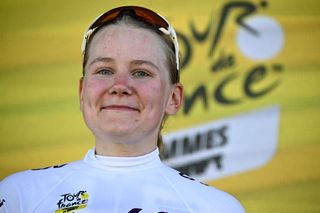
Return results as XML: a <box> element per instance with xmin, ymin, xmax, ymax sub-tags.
<box><xmin>165</xmin><ymin>83</ymin><xmax>184</xmax><ymax>115</ymax></box>
<box><xmin>79</xmin><ymin>77</ymin><xmax>84</xmax><ymax>111</ymax></box>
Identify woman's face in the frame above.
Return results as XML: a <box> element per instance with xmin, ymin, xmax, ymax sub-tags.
<box><xmin>80</xmin><ymin>24</ymin><xmax>182</xmax><ymax>149</ymax></box>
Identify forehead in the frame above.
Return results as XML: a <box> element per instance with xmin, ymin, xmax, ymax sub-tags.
<box><xmin>88</xmin><ymin>24</ymin><xmax>167</xmax><ymax>67</ymax></box>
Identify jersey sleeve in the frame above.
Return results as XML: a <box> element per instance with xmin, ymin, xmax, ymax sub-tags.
<box><xmin>159</xmin><ymin>166</ymin><xmax>246</xmax><ymax>212</ymax></box>
<box><xmin>0</xmin><ymin>174</ymin><xmax>24</xmax><ymax>213</ymax></box>
<box><xmin>0</xmin><ymin>162</ymin><xmax>80</xmax><ymax>213</ymax></box>
<box><xmin>207</xmin><ymin>188</ymin><xmax>246</xmax><ymax>213</ymax></box>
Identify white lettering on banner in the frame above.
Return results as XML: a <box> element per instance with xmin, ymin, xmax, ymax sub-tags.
<box><xmin>163</xmin><ymin>105</ymin><xmax>280</xmax><ymax>181</ymax></box>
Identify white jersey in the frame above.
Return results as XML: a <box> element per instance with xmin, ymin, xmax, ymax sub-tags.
<box><xmin>0</xmin><ymin>148</ymin><xmax>245</xmax><ymax>213</ymax></box>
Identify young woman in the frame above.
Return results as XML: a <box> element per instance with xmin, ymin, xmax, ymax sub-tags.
<box><xmin>0</xmin><ymin>6</ymin><xmax>245</xmax><ymax>213</ymax></box>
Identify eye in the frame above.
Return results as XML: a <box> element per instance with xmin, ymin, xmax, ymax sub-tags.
<box><xmin>132</xmin><ymin>70</ymin><xmax>151</xmax><ymax>78</ymax></box>
<box><xmin>96</xmin><ymin>68</ymin><xmax>113</xmax><ymax>76</ymax></box>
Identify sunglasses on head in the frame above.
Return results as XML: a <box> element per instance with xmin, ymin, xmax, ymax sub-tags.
<box><xmin>81</xmin><ymin>6</ymin><xmax>180</xmax><ymax>72</ymax></box>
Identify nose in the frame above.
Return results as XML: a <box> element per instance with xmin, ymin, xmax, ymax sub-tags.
<box><xmin>109</xmin><ymin>73</ymin><xmax>132</xmax><ymax>96</ymax></box>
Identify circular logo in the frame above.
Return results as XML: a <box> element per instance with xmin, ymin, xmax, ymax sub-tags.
<box><xmin>236</xmin><ymin>16</ymin><xmax>284</xmax><ymax>60</ymax></box>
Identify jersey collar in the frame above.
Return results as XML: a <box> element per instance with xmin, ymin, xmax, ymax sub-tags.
<box><xmin>84</xmin><ymin>148</ymin><xmax>162</xmax><ymax>172</ymax></box>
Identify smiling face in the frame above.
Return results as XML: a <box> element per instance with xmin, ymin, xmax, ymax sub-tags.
<box><xmin>80</xmin><ymin>24</ymin><xmax>183</xmax><ymax>156</ymax></box>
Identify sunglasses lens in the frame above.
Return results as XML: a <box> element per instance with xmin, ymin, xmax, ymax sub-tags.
<box><xmin>92</xmin><ymin>12</ymin><xmax>118</xmax><ymax>29</ymax></box>
<box><xmin>134</xmin><ymin>8</ymin><xmax>169</xmax><ymax>29</ymax></box>
<box><xmin>91</xmin><ymin>6</ymin><xmax>169</xmax><ymax>31</ymax></box>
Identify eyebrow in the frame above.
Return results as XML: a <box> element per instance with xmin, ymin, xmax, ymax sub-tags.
<box><xmin>131</xmin><ymin>60</ymin><xmax>160</xmax><ymax>71</ymax></box>
<box><xmin>88</xmin><ymin>57</ymin><xmax>114</xmax><ymax>67</ymax></box>
<box><xmin>88</xmin><ymin>57</ymin><xmax>160</xmax><ymax>71</ymax></box>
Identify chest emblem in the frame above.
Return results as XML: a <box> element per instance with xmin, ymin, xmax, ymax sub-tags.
<box><xmin>55</xmin><ymin>190</ymin><xmax>89</xmax><ymax>213</ymax></box>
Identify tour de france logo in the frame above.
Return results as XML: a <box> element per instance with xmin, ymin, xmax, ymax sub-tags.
<box><xmin>55</xmin><ymin>191</ymin><xmax>89</xmax><ymax>213</ymax></box>
<box><xmin>162</xmin><ymin>0</ymin><xmax>284</xmax><ymax>180</ymax></box>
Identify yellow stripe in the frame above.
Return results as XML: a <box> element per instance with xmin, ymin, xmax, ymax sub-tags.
<box><xmin>55</xmin><ymin>204</ymin><xmax>87</xmax><ymax>213</ymax></box>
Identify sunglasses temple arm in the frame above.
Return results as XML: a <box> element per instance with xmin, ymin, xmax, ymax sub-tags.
<box><xmin>159</xmin><ymin>26</ymin><xmax>180</xmax><ymax>71</ymax></box>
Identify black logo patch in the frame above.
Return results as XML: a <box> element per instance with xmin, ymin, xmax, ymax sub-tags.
<box><xmin>32</xmin><ymin>164</ymin><xmax>67</xmax><ymax>171</ymax></box>
<box><xmin>0</xmin><ymin>199</ymin><xmax>5</xmax><ymax>207</ymax></box>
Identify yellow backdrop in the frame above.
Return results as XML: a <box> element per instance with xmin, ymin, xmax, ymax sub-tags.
<box><xmin>0</xmin><ymin>0</ymin><xmax>319</xmax><ymax>212</ymax></box>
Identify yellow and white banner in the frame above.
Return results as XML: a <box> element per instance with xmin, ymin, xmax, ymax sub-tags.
<box><xmin>163</xmin><ymin>105</ymin><xmax>280</xmax><ymax>181</ymax></box>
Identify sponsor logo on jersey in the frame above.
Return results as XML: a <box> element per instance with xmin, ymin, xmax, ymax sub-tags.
<box><xmin>55</xmin><ymin>190</ymin><xmax>89</xmax><ymax>213</ymax></box>
<box><xmin>0</xmin><ymin>199</ymin><xmax>5</xmax><ymax>207</ymax></box>
<box><xmin>128</xmin><ymin>208</ymin><xmax>168</xmax><ymax>213</ymax></box>
<box><xmin>32</xmin><ymin>164</ymin><xmax>67</xmax><ymax>171</ymax></box>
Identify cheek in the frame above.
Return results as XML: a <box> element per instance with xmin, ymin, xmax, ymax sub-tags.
<box><xmin>82</xmin><ymin>79</ymin><xmax>107</xmax><ymax>105</ymax></box>
<box><xmin>140</xmin><ymin>81</ymin><xmax>169</xmax><ymax>110</ymax></box>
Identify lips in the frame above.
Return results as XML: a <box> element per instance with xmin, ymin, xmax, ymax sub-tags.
<box><xmin>101</xmin><ymin>105</ymin><xmax>139</xmax><ymax>112</ymax></box>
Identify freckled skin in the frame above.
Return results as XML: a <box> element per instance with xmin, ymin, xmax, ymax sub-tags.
<box><xmin>79</xmin><ymin>24</ymin><xmax>183</xmax><ymax>157</ymax></box>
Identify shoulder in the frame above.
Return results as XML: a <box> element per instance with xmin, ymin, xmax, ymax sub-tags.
<box><xmin>0</xmin><ymin>160</ymin><xmax>85</xmax><ymax>212</ymax></box>
<box><xmin>2</xmin><ymin>161</ymin><xmax>80</xmax><ymax>184</ymax></box>
<box><xmin>160</xmin><ymin>164</ymin><xmax>246</xmax><ymax>212</ymax></box>
<box><xmin>1</xmin><ymin>160</ymin><xmax>84</xmax><ymax>190</ymax></box>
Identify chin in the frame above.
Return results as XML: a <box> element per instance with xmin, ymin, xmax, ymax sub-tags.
<box><xmin>100</xmin><ymin>124</ymin><xmax>137</xmax><ymax>136</ymax></box>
